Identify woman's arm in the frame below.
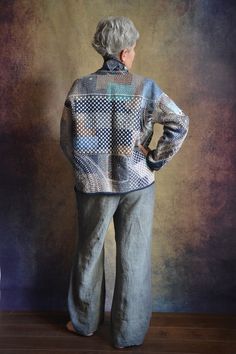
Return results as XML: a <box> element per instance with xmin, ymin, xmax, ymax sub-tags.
<box><xmin>145</xmin><ymin>92</ymin><xmax>189</xmax><ymax>170</ymax></box>
<box><xmin>60</xmin><ymin>103</ymin><xmax>74</xmax><ymax>165</ymax></box>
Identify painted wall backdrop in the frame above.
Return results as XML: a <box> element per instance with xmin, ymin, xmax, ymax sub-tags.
<box><xmin>0</xmin><ymin>0</ymin><xmax>235</xmax><ymax>312</ymax></box>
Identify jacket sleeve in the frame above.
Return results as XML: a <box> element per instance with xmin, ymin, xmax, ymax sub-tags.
<box><xmin>59</xmin><ymin>99</ymin><xmax>74</xmax><ymax>166</ymax></box>
<box><xmin>146</xmin><ymin>92</ymin><xmax>189</xmax><ymax>171</ymax></box>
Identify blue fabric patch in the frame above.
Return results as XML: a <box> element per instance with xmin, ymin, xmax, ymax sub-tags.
<box><xmin>142</xmin><ymin>79</ymin><xmax>163</xmax><ymax>102</ymax></box>
<box><xmin>73</xmin><ymin>136</ymin><xmax>98</xmax><ymax>151</ymax></box>
<box><xmin>107</xmin><ymin>82</ymin><xmax>134</xmax><ymax>100</ymax></box>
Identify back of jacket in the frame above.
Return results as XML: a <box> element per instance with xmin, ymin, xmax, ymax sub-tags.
<box><xmin>60</xmin><ymin>58</ymin><xmax>189</xmax><ymax>194</ymax></box>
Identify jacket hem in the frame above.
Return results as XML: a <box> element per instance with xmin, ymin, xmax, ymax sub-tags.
<box><xmin>73</xmin><ymin>181</ymin><xmax>155</xmax><ymax>196</ymax></box>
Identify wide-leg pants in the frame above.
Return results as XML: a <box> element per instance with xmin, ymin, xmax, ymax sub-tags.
<box><xmin>67</xmin><ymin>183</ymin><xmax>156</xmax><ymax>348</ymax></box>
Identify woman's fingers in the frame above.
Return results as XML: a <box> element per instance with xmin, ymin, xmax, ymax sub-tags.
<box><xmin>138</xmin><ymin>144</ymin><xmax>151</xmax><ymax>156</ymax></box>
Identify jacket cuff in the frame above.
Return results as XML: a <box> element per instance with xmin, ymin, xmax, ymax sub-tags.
<box><xmin>146</xmin><ymin>150</ymin><xmax>165</xmax><ymax>171</ymax></box>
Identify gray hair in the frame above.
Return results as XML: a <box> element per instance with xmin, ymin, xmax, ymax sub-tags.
<box><xmin>92</xmin><ymin>16</ymin><xmax>139</xmax><ymax>57</ymax></box>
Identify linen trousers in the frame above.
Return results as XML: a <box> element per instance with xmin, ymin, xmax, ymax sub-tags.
<box><xmin>67</xmin><ymin>182</ymin><xmax>156</xmax><ymax>348</ymax></box>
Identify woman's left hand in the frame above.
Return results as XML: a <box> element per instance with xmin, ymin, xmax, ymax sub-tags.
<box><xmin>138</xmin><ymin>144</ymin><xmax>151</xmax><ymax>157</ymax></box>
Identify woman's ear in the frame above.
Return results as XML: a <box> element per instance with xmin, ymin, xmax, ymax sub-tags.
<box><xmin>119</xmin><ymin>49</ymin><xmax>128</xmax><ymax>63</ymax></box>
<box><xmin>119</xmin><ymin>50</ymin><xmax>124</xmax><ymax>62</ymax></box>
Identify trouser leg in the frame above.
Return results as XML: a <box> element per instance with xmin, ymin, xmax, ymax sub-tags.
<box><xmin>67</xmin><ymin>189</ymin><xmax>119</xmax><ymax>335</ymax></box>
<box><xmin>111</xmin><ymin>183</ymin><xmax>156</xmax><ymax>347</ymax></box>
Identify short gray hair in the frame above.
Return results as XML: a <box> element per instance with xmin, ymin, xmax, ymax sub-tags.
<box><xmin>92</xmin><ymin>16</ymin><xmax>139</xmax><ymax>57</ymax></box>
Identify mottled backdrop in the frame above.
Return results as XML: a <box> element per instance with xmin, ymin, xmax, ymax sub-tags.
<box><xmin>0</xmin><ymin>0</ymin><xmax>235</xmax><ymax>312</ymax></box>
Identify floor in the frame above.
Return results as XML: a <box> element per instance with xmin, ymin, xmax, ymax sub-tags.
<box><xmin>0</xmin><ymin>311</ymin><xmax>235</xmax><ymax>354</ymax></box>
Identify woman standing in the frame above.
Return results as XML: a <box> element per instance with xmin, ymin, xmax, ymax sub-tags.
<box><xmin>60</xmin><ymin>16</ymin><xmax>189</xmax><ymax>349</ymax></box>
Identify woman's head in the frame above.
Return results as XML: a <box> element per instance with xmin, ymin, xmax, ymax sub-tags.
<box><xmin>92</xmin><ymin>16</ymin><xmax>139</xmax><ymax>69</ymax></box>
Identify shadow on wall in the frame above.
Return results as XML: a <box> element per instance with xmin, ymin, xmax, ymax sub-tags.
<box><xmin>0</xmin><ymin>76</ymin><xmax>76</xmax><ymax>310</ymax></box>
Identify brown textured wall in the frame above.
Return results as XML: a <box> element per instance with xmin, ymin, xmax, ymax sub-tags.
<box><xmin>0</xmin><ymin>0</ymin><xmax>235</xmax><ymax>312</ymax></box>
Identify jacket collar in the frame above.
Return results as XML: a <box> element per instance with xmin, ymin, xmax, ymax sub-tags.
<box><xmin>97</xmin><ymin>55</ymin><xmax>129</xmax><ymax>73</ymax></box>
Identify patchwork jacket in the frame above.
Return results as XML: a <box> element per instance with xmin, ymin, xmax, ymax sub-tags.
<box><xmin>60</xmin><ymin>56</ymin><xmax>189</xmax><ymax>194</ymax></box>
